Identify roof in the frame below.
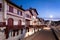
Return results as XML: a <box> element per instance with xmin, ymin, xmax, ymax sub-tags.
<box><xmin>5</xmin><ymin>0</ymin><xmax>25</xmax><ymax>11</ymax></box>
<box><xmin>29</xmin><ymin>10</ymin><xmax>33</xmax><ymax>15</ymax></box>
<box><xmin>29</xmin><ymin>8</ymin><xmax>39</xmax><ymax>15</ymax></box>
<box><xmin>25</xmin><ymin>9</ymin><xmax>33</xmax><ymax>15</ymax></box>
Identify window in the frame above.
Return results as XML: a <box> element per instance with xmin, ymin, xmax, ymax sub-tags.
<box><xmin>26</xmin><ymin>14</ymin><xmax>31</xmax><ymax>18</ymax></box>
<box><xmin>0</xmin><ymin>3</ymin><xmax>2</xmax><ymax>11</ymax></box>
<box><xmin>17</xmin><ymin>10</ymin><xmax>20</xmax><ymax>15</ymax></box>
<box><xmin>9</xmin><ymin>5</ymin><xmax>13</xmax><ymax>13</ymax></box>
<box><xmin>17</xmin><ymin>10</ymin><xmax>22</xmax><ymax>16</ymax></box>
<box><xmin>20</xmin><ymin>12</ymin><xmax>22</xmax><ymax>16</ymax></box>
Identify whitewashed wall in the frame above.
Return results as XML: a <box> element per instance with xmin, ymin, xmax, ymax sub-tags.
<box><xmin>4</xmin><ymin>0</ymin><xmax>8</xmax><ymax>20</ymax></box>
<box><xmin>0</xmin><ymin>12</ymin><xmax>3</xmax><ymax>22</ymax></box>
<box><xmin>14</xmin><ymin>8</ymin><xmax>17</xmax><ymax>14</ymax></box>
<box><xmin>22</xmin><ymin>21</ymin><xmax>25</xmax><ymax>25</ymax></box>
<box><xmin>14</xmin><ymin>21</ymin><xmax>18</xmax><ymax>25</ymax></box>
<box><xmin>0</xmin><ymin>0</ymin><xmax>4</xmax><ymax>22</ymax></box>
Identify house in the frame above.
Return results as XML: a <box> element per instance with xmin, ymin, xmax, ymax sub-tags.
<box><xmin>24</xmin><ymin>10</ymin><xmax>32</xmax><ymax>27</ymax></box>
<box><xmin>23</xmin><ymin>8</ymin><xmax>39</xmax><ymax>38</ymax></box>
<box><xmin>0</xmin><ymin>0</ymin><xmax>39</xmax><ymax>39</ymax></box>
<box><xmin>29</xmin><ymin>8</ymin><xmax>38</xmax><ymax>26</ymax></box>
<box><xmin>0</xmin><ymin>0</ymin><xmax>25</xmax><ymax>39</ymax></box>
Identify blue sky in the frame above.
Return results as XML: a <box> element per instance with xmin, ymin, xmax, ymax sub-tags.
<box><xmin>10</xmin><ymin>0</ymin><xmax>60</xmax><ymax>20</ymax></box>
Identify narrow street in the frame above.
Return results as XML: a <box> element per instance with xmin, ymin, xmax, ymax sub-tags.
<box><xmin>23</xmin><ymin>29</ymin><xmax>56</xmax><ymax>40</ymax></box>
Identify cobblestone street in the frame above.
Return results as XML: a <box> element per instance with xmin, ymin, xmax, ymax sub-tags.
<box><xmin>23</xmin><ymin>29</ymin><xmax>56</xmax><ymax>40</ymax></box>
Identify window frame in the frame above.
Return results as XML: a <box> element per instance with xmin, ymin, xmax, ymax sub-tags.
<box><xmin>26</xmin><ymin>14</ymin><xmax>31</xmax><ymax>18</ymax></box>
<box><xmin>17</xmin><ymin>10</ymin><xmax>22</xmax><ymax>16</ymax></box>
<box><xmin>9</xmin><ymin>5</ymin><xmax>13</xmax><ymax>13</ymax></box>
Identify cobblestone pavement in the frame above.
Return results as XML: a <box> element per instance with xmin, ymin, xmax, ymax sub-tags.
<box><xmin>23</xmin><ymin>29</ymin><xmax>56</xmax><ymax>40</ymax></box>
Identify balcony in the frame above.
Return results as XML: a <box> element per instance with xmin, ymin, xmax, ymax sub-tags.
<box><xmin>7</xmin><ymin>12</ymin><xmax>23</xmax><ymax>18</ymax></box>
<box><xmin>25</xmin><ymin>14</ymin><xmax>32</xmax><ymax>20</ymax></box>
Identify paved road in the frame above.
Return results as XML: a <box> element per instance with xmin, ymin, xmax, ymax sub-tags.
<box><xmin>23</xmin><ymin>29</ymin><xmax>56</xmax><ymax>40</ymax></box>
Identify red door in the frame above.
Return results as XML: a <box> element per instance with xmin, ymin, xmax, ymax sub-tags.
<box><xmin>8</xmin><ymin>18</ymin><xmax>13</xmax><ymax>29</ymax></box>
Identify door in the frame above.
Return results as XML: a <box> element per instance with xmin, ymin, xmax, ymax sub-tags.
<box><xmin>8</xmin><ymin>18</ymin><xmax>13</xmax><ymax>26</ymax></box>
<box><xmin>8</xmin><ymin>18</ymin><xmax>13</xmax><ymax>29</ymax></box>
<box><xmin>18</xmin><ymin>20</ymin><xmax>22</xmax><ymax>28</ymax></box>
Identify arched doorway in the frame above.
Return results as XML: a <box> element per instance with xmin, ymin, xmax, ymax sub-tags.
<box><xmin>8</xmin><ymin>18</ymin><xmax>14</xmax><ymax>29</ymax></box>
<box><xmin>8</xmin><ymin>18</ymin><xmax>13</xmax><ymax>26</ymax></box>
